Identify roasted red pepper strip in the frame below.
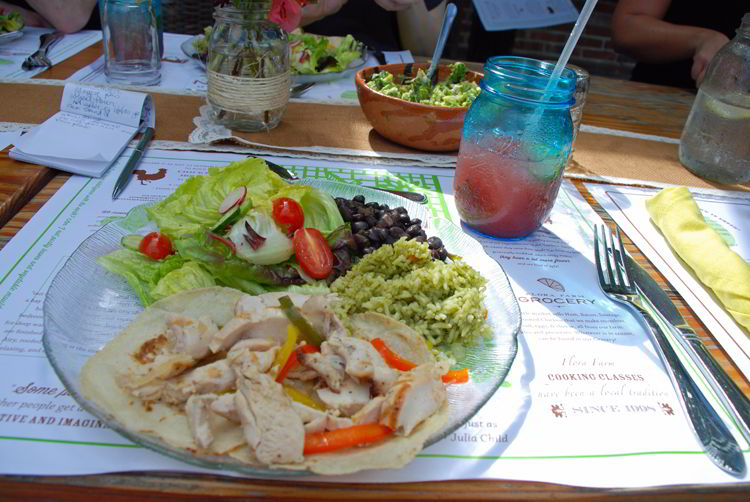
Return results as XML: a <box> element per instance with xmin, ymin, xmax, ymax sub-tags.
<box><xmin>304</xmin><ymin>423</ymin><xmax>393</xmax><ymax>455</ymax></box>
<box><xmin>275</xmin><ymin>344</ymin><xmax>320</xmax><ymax>383</ymax></box>
<box><xmin>370</xmin><ymin>338</ymin><xmax>416</xmax><ymax>371</ymax></box>
<box><xmin>441</xmin><ymin>368</ymin><xmax>470</xmax><ymax>384</ymax></box>
<box><xmin>371</xmin><ymin>338</ymin><xmax>469</xmax><ymax>383</ymax></box>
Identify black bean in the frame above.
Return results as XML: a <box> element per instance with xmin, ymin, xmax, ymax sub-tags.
<box><xmin>406</xmin><ymin>224</ymin><xmax>422</xmax><ymax>237</ymax></box>
<box><xmin>365</xmin><ymin>201</ymin><xmax>379</xmax><ymax>209</ymax></box>
<box><xmin>410</xmin><ymin>218</ymin><xmax>422</xmax><ymax>227</ymax></box>
<box><xmin>365</xmin><ymin>215</ymin><xmax>378</xmax><ymax>227</ymax></box>
<box><xmin>375</xmin><ymin>209</ymin><xmax>385</xmax><ymax>219</ymax></box>
<box><xmin>389</xmin><ymin>227</ymin><xmax>407</xmax><ymax>239</ymax></box>
<box><xmin>427</xmin><ymin>236</ymin><xmax>443</xmax><ymax>249</ymax></box>
<box><xmin>351</xmin><ymin>212</ymin><xmax>364</xmax><ymax>222</ymax></box>
<box><xmin>352</xmin><ymin>221</ymin><xmax>369</xmax><ymax>233</ymax></box>
<box><xmin>353</xmin><ymin>233</ymin><xmax>369</xmax><ymax>249</ymax></box>
<box><xmin>397</xmin><ymin>213</ymin><xmax>411</xmax><ymax>226</ymax></box>
<box><xmin>395</xmin><ymin>206</ymin><xmax>408</xmax><ymax>215</ymax></box>
<box><xmin>380</xmin><ymin>214</ymin><xmax>395</xmax><ymax>227</ymax></box>
<box><xmin>362</xmin><ymin>247</ymin><xmax>375</xmax><ymax>255</ymax></box>
<box><xmin>353</xmin><ymin>195</ymin><xmax>365</xmax><ymax>204</ymax></box>
<box><xmin>338</xmin><ymin>204</ymin><xmax>352</xmax><ymax>222</ymax></box>
<box><xmin>373</xmin><ymin>227</ymin><xmax>388</xmax><ymax>242</ymax></box>
<box><xmin>432</xmin><ymin>247</ymin><xmax>448</xmax><ymax>261</ymax></box>
<box><xmin>367</xmin><ymin>228</ymin><xmax>382</xmax><ymax>243</ymax></box>
<box><xmin>413</xmin><ymin>235</ymin><xmax>427</xmax><ymax>243</ymax></box>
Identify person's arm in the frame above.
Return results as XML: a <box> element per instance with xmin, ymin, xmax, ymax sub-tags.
<box><xmin>22</xmin><ymin>0</ymin><xmax>97</xmax><ymax>33</ymax></box>
<box><xmin>392</xmin><ymin>0</ymin><xmax>445</xmax><ymax>57</ymax></box>
<box><xmin>611</xmin><ymin>0</ymin><xmax>729</xmax><ymax>85</ymax></box>
<box><xmin>300</xmin><ymin>0</ymin><xmax>348</xmax><ymax>27</ymax></box>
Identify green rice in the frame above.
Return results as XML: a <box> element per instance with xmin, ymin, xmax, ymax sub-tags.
<box><xmin>331</xmin><ymin>238</ymin><xmax>491</xmax><ymax>348</ymax></box>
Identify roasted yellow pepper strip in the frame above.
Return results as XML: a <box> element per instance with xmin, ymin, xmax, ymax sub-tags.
<box><xmin>274</xmin><ymin>324</ymin><xmax>300</xmax><ymax>370</ymax></box>
<box><xmin>284</xmin><ymin>385</ymin><xmax>326</xmax><ymax>411</ymax></box>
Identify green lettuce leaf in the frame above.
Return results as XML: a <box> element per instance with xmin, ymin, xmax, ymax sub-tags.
<box><xmin>151</xmin><ymin>262</ymin><xmax>216</xmax><ymax>302</ymax></box>
<box><xmin>147</xmin><ymin>158</ymin><xmax>288</xmax><ymax>238</ymax></box>
<box><xmin>97</xmin><ymin>249</ymin><xmax>187</xmax><ymax>306</ymax></box>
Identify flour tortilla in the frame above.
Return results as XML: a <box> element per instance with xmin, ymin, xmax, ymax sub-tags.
<box><xmin>81</xmin><ymin>286</ymin><xmax>450</xmax><ymax>475</ymax></box>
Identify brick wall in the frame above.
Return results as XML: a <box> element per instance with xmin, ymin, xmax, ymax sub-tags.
<box><xmin>445</xmin><ymin>0</ymin><xmax>636</xmax><ymax>80</ymax></box>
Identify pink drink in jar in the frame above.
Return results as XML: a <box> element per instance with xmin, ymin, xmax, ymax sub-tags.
<box><xmin>454</xmin><ymin>139</ymin><xmax>565</xmax><ymax>239</ymax></box>
<box><xmin>453</xmin><ymin>57</ymin><xmax>575</xmax><ymax>239</ymax></box>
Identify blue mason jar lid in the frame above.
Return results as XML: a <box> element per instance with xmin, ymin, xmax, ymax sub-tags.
<box><xmin>481</xmin><ymin>56</ymin><xmax>576</xmax><ymax>107</ymax></box>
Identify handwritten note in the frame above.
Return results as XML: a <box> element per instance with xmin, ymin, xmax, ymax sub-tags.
<box><xmin>9</xmin><ymin>83</ymin><xmax>155</xmax><ymax>177</ymax></box>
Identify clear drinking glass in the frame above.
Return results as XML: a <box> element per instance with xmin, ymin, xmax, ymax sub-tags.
<box><xmin>453</xmin><ymin>56</ymin><xmax>576</xmax><ymax>239</ymax></box>
<box><xmin>100</xmin><ymin>0</ymin><xmax>162</xmax><ymax>86</ymax></box>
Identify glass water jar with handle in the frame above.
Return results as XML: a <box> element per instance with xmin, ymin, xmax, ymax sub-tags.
<box><xmin>679</xmin><ymin>14</ymin><xmax>750</xmax><ymax>184</ymax></box>
<box><xmin>453</xmin><ymin>56</ymin><xmax>576</xmax><ymax>239</ymax></box>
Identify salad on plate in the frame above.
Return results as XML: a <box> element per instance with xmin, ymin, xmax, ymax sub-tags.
<box><xmin>190</xmin><ymin>28</ymin><xmax>365</xmax><ymax>77</ymax></box>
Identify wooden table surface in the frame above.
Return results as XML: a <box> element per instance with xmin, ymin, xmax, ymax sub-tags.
<box><xmin>0</xmin><ymin>41</ymin><xmax>748</xmax><ymax>501</ymax></box>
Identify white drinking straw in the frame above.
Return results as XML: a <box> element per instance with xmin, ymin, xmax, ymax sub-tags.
<box><xmin>545</xmin><ymin>0</ymin><xmax>599</xmax><ymax>97</ymax></box>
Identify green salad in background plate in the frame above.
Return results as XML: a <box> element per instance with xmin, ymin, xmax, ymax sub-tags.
<box><xmin>188</xmin><ymin>27</ymin><xmax>365</xmax><ymax>79</ymax></box>
<box><xmin>0</xmin><ymin>11</ymin><xmax>23</xmax><ymax>33</ymax></box>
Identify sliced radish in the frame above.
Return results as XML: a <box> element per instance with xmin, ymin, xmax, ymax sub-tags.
<box><xmin>219</xmin><ymin>187</ymin><xmax>247</xmax><ymax>214</ymax></box>
<box><xmin>207</xmin><ymin>232</ymin><xmax>237</xmax><ymax>255</ymax></box>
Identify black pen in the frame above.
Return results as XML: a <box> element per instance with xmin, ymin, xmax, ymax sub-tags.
<box><xmin>112</xmin><ymin>126</ymin><xmax>154</xmax><ymax>200</ymax></box>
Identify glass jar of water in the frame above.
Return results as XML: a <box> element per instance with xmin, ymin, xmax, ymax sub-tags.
<box><xmin>453</xmin><ymin>56</ymin><xmax>576</xmax><ymax>239</ymax></box>
<box><xmin>679</xmin><ymin>14</ymin><xmax>750</xmax><ymax>184</ymax></box>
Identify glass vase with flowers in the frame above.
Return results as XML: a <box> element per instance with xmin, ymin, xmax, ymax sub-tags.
<box><xmin>207</xmin><ymin>0</ymin><xmax>315</xmax><ymax>131</ymax></box>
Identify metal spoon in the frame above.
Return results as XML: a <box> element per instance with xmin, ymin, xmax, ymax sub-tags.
<box><xmin>425</xmin><ymin>3</ymin><xmax>458</xmax><ymax>86</ymax></box>
<box><xmin>290</xmin><ymin>82</ymin><xmax>315</xmax><ymax>98</ymax></box>
<box><xmin>265</xmin><ymin>160</ymin><xmax>427</xmax><ymax>204</ymax></box>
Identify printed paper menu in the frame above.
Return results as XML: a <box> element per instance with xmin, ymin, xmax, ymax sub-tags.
<box><xmin>0</xmin><ymin>153</ymin><xmax>747</xmax><ymax>487</ymax></box>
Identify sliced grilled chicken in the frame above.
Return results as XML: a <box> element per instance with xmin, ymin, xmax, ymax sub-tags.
<box><xmin>324</xmin><ymin>333</ymin><xmax>398</xmax><ymax>395</ymax></box>
<box><xmin>235</xmin><ymin>368</ymin><xmax>305</xmax><ymax>464</ymax></box>
<box><xmin>316</xmin><ymin>377</ymin><xmax>372</xmax><ymax>416</ymax></box>
<box><xmin>297</xmin><ymin>350</ymin><xmax>347</xmax><ymax>392</ymax></box>
<box><xmin>185</xmin><ymin>395</ymin><xmax>215</xmax><ymax>449</ymax></box>
<box><xmin>379</xmin><ymin>363</ymin><xmax>446</xmax><ymax>436</ymax></box>
<box><xmin>165</xmin><ymin>313</ymin><xmax>218</xmax><ymax>360</ymax></box>
<box><xmin>161</xmin><ymin>359</ymin><xmax>236</xmax><ymax>404</ymax></box>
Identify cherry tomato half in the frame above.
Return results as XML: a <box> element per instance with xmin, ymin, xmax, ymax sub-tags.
<box><xmin>293</xmin><ymin>228</ymin><xmax>333</xmax><ymax>279</ymax></box>
<box><xmin>139</xmin><ymin>232</ymin><xmax>174</xmax><ymax>260</ymax></box>
<box><xmin>272</xmin><ymin>197</ymin><xmax>305</xmax><ymax>233</ymax></box>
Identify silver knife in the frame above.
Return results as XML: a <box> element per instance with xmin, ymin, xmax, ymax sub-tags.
<box><xmin>626</xmin><ymin>254</ymin><xmax>750</xmax><ymax>446</ymax></box>
<box><xmin>112</xmin><ymin>127</ymin><xmax>154</xmax><ymax>200</ymax></box>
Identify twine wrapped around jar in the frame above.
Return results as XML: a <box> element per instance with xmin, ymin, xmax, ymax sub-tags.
<box><xmin>206</xmin><ymin>3</ymin><xmax>289</xmax><ymax>131</ymax></box>
<box><xmin>207</xmin><ymin>70</ymin><xmax>291</xmax><ymax>115</ymax></box>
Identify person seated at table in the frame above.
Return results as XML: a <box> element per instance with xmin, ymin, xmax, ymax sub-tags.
<box><xmin>611</xmin><ymin>0</ymin><xmax>747</xmax><ymax>89</ymax></box>
<box><xmin>300</xmin><ymin>0</ymin><xmax>446</xmax><ymax>57</ymax></box>
<box><xmin>0</xmin><ymin>0</ymin><xmax>98</xmax><ymax>33</ymax></box>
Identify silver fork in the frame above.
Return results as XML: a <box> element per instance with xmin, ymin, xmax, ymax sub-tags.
<box><xmin>21</xmin><ymin>31</ymin><xmax>64</xmax><ymax>70</ymax></box>
<box><xmin>594</xmin><ymin>224</ymin><xmax>746</xmax><ymax>477</ymax></box>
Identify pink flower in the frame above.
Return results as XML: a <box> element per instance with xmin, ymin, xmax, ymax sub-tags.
<box><xmin>270</xmin><ymin>0</ymin><xmax>303</xmax><ymax>32</ymax></box>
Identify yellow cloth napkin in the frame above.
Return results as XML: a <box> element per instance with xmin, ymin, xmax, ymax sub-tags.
<box><xmin>646</xmin><ymin>186</ymin><xmax>750</xmax><ymax>333</ymax></box>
